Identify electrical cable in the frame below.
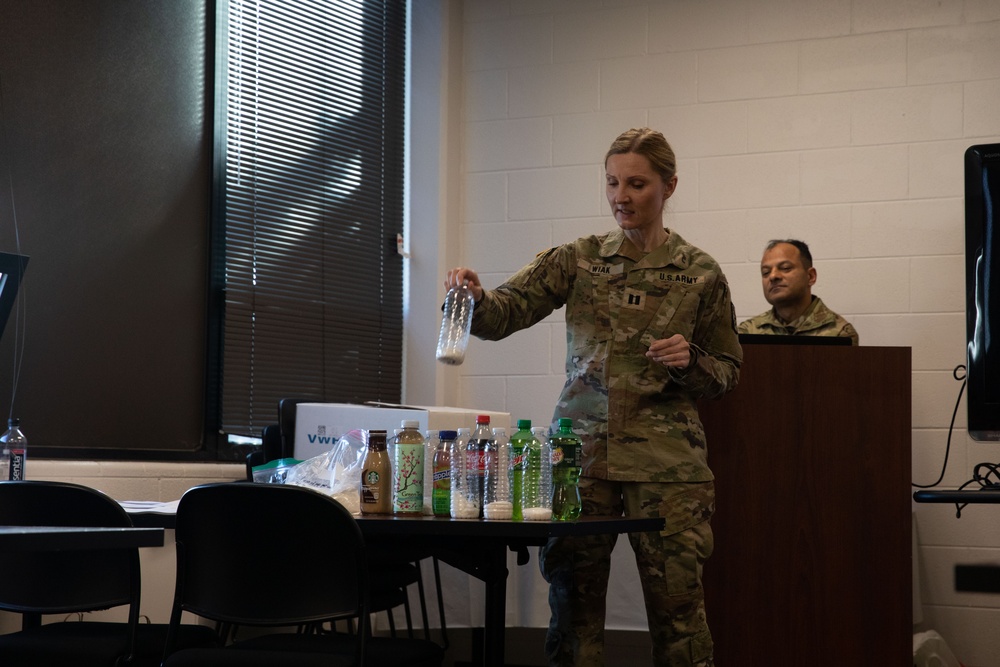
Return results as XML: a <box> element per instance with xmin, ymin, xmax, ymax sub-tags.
<box><xmin>912</xmin><ymin>364</ymin><xmax>1000</xmax><ymax>517</ymax></box>
<box><xmin>912</xmin><ymin>364</ymin><xmax>966</xmax><ymax>489</ymax></box>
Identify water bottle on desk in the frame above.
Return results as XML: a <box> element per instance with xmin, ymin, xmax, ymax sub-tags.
<box><xmin>449</xmin><ymin>430</ymin><xmax>478</xmax><ymax>519</ymax></box>
<box><xmin>521</xmin><ymin>426</ymin><xmax>552</xmax><ymax>521</ymax></box>
<box><xmin>0</xmin><ymin>418</ymin><xmax>27</xmax><ymax>481</ymax></box>
<box><xmin>550</xmin><ymin>418</ymin><xmax>582</xmax><ymax>521</ymax></box>
<box><xmin>483</xmin><ymin>427</ymin><xmax>512</xmax><ymax>520</ymax></box>
<box><xmin>422</xmin><ymin>430</ymin><xmax>438</xmax><ymax>515</ymax></box>
<box><xmin>432</xmin><ymin>430</ymin><xmax>455</xmax><ymax>517</ymax></box>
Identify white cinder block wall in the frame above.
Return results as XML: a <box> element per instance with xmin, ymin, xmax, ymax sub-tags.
<box><xmin>420</xmin><ymin>1</ymin><xmax>1000</xmax><ymax>664</ymax></box>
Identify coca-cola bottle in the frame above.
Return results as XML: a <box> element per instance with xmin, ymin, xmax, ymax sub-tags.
<box><xmin>465</xmin><ymin>415</ymin><xmax>493</xmax><ymax>518</ymax></box>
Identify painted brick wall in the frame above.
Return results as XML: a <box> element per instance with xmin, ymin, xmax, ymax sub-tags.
<box><xmin>447</xmin><ymin>1</ymin><xmax>1000</xmax><ymax>664</ymax></box>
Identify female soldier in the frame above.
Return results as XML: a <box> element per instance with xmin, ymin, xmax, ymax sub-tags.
<box><xmin>444</xmin><ymin>128</ymin><xmax>741</xmax><ymax>667</ymax></box>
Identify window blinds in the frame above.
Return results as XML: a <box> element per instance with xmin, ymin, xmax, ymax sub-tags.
<box><xmin>218</xmin><ymin>0</ymin><xmax>405</xmax><ymax>439</ymax></box>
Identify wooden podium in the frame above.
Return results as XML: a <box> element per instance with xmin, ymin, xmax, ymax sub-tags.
<box><xmin>700</xmin><ymin>343</ymin><xmax>911</xmax><ymax>666</ymax></box>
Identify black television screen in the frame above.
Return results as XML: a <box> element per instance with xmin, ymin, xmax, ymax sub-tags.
<box><xmin>0</xmin><ymin>252</ymin><xmax>28</xmax><ymax>343</ymax></box>
<box><xmin>965</xmin><ymin>143</ymin><xmax>1000</xmax><ymax>441</ymax></box>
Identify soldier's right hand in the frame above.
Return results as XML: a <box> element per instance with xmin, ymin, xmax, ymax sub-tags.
<box><xmin>445</xmin><ymin>267</ymin><xmax>484</xmax><ymax>303</ymax></box>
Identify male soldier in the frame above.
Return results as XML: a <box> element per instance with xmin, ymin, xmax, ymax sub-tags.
<box><xmin>738</xmin><ymin>239</ymin><xmax>859</xmax><ymax>345</ymax></box>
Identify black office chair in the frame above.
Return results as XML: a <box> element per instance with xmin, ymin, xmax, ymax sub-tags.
<box><xmin>254</xmin><ymin>397</ymin><xmax>447</xmax><ymax>646</ymax></box>
<box><xmin>0</xmin><ymin>480</ymin><xmax>220</xmax><ymax>667</ymax></box>
<box><xmin>161</xmin><ymin>482</ymin><xmax>444</xmax><ymax>667</ymax></box>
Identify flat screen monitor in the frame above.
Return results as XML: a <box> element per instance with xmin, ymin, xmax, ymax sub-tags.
<box><xmin>965</xmin><ymin>143</ymin><xmax>1000</xmax><ymax>441</ymax></box>
<box><xmin>0</xmin><ymin>252</ymin><xmax>29</xmax><ymax>343</ymax></box>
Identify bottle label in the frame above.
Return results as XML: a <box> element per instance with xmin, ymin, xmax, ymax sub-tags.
<box><xmin>9</xmin><ymin>448</ymin><xmax>25</xmax><ymax>481</ymax></box>
<box><xmin>551</xmin><ymin>441</ymin><xmax>580</xmax><ymax>468</ymax></box>
<box><xmin>432</xmin><ymin>465</ymin><xmax>451</xmax><ymax>516</ymax></box>
<box><xmin>361</xmin><ymin>470</ymin><xmax>383</xmax><ymax>503</ymax></box>
<box><xmin>465</xmin><ymin>450</ymin><xmax>486</xmax><ymax>473</ymax></box>
<box><xmin>551</xmin><ymin>447</ymin><xmax>564</xmax><ymax>466</ymax></box>
<box><xmin>393</xmin><ymin>443</ymin><xmax>424</xmax><ymax>513</ymax></box>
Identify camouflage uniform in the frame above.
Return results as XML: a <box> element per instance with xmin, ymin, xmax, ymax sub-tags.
<box><xmin>470</xmin><ymin>228</ymin><xmax>742</xmax><ymax>667</ymax></box>
<box><xmin>737</xmin><ymin>296</ymin><xmax>859</xmax><ymax>345</ymax></box>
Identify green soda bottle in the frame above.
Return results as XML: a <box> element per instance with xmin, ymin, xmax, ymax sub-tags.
<box><xmin>508</xmin><ymin>419</ymin><xmax>533</xmax><ymax>521</ymax></box>
<box><xmin>550</xmin><ymin>418</ymin><xmax>582</xmax><ymax>521</ymax></box>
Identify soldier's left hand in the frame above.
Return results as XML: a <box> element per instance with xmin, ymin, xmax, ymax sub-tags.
<box><xmin>646</xmin><ymin>334</ymin><xmax>691</xmax><ymax>369</ymax></box>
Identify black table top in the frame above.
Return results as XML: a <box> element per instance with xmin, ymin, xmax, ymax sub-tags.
<box><xmin>0</xmin><ymin>525</ymin><xmax>165</xmax><ymax>551</ymax></box>
<box><xmin>128</xmin><ymin>507</ymin><xmax>664</xmax><ymax>537</ymax></box>
<box><xmin>355</xmin><ymin>513</ymin><xmax>664</xmax><ymax>539</ymax></box>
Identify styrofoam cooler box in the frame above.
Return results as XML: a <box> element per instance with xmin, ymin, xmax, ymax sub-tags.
<box><xmin>294</xmin><ymin>402</ymin><xmax>511</xmax><ymax>460</ymax></box>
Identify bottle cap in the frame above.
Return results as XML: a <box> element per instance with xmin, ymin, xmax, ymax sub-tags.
<box><xmin>477</xmin><ymin>414</ymin><xmax>490</xmax><ymax>424</ymax></box>
<box><xmin>517</xmin><ymin>419</ymin><xmax>531</xmax><ymax>429</ymax></box>
<box><xmin>439</xmin><ymin>430</ymin><xmax>457</xmax><ymax>440</ymax></box>
<box><xmin>558</xmin><ymin>417</ymin><xmax>573</xmax><ymax>428</ymax></box>
<box><xmin>401</xmin><ymin>420</ymin><xmax>420</xmax><ymax>429</ymax></box>
<box><xmin>7</xmin><ymin>418</ymin><xmax>18</xmax><ymax>428</ymax></box>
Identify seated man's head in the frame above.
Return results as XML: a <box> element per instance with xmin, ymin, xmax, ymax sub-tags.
<box><xmin>760</xmin><ymin>239</ymin><xmax>816</xmax><ymax>316</ymax></box>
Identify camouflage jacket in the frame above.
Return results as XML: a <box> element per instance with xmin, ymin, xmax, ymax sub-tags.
<box><xmin>470</xmin><ymin>228</ymin><xmax>742</xmax><ymax>483</ymax></box>
<box><xmin>737</xmin><ymin>296</ymin><xmax>859</xmax><ymax>345</ymax></box>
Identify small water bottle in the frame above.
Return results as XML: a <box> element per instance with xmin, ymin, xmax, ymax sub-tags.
<box><xmin>483</xmin><ymin>427</ymin><xmax>512</xmax><ymax>520</ymax></box>
<box><xmin>436</xmin><ymin>280</ymin><xmax>476</xmax><ymax>365</ymax></box>
<box><xmin>449</xmin><ymin>431</ymin><xmax>478</xmax><ymax>519</ymax></box>
<box><xmin>521</xmin><ymin>426</ymin><xmax>553</xmax><ymax>521</ymax></box>
<box><xmin>432</xmin><ymin>430</ymin><xmax>455</xmax><ymax>517</ymax></box>
<box><xmin>422</xmin><ymin>430</ymin><xmax>439</xmax><ymax>515</ymax></box>
<box><xmin>0</xmin><ymin>418</ymin><xmax>26</xmax><ymax>481</ymax></box>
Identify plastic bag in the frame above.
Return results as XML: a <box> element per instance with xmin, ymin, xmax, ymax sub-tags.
<box><xmin>284</xmin><ymin>429</ymin><xmax>367</xmax><ymax>514</ymax></box>
<box><xmin>251</xmin><ymin>457</ymin><xmax>302</xmax><ymax>484</ymax></box>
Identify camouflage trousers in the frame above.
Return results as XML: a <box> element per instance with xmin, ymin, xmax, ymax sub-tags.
<box><xmin>539</xmin><ymin>477</ymin><xmax>715</xmax><ymax>667</ymax></box>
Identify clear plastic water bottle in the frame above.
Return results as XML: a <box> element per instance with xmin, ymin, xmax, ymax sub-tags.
<box><xmin>436</xmin><ymin>281</ymin><xmax>476</xmax><ymax>365</ymax></box>
<box><xmin>432</xmin><ymin>430</ymin><xmax>455</xmax><ymax>517</ymax></box>
<box><xmin>422</xmin><ymin>430</ymin><xmax>439</xmax><ymax>515</ymax></box>
<box><xmin>449</xmin><ymin>429</ymin><xmax>478</xmax><ymax>519</ymax></box>
<box><xmin>521</xmin><ymin>426</ymin><xmax>553</xmax><ymax>521</ymax></box>
<box><xmin>550</xmin><ymin>418</ymin><xmax>582</xmax><ymax>521</ymax></box>
<box><xmin>483</xmin><ymin>427</ymin><xmax>512</xmax><ymax>520</ymax></box>
<box><xmin>0</xmin><ymin>418</ymin><xmax>27</xmax><ymax>481</ymax></box>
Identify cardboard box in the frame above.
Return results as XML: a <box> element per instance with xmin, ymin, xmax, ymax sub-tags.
<box><xmin>293</xmin><ymin>402</ymin><xmax>511</xmax><ymax>460</ymax></box>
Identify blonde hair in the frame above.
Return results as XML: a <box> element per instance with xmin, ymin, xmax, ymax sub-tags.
<box><xmin>604</xmin><ymin>128</ymin><xmax>677</xmax><ymax>183</ymax></box>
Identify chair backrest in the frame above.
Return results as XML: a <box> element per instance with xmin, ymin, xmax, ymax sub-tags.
<box><xmin>167</xmin><ymin>482</ymin><xmax>370</xmax><ymax>657</ymax></box>
<box><xmin>0</xmin><ymin>480</ymin><xmax>140</xmax><ymax>626</ymax></box>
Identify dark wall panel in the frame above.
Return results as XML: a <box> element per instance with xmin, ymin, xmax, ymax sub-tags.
<box><xmin>0</xmin><ymin>0</ymin><xmax>211</xmax><ymax>454</ymax></box>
